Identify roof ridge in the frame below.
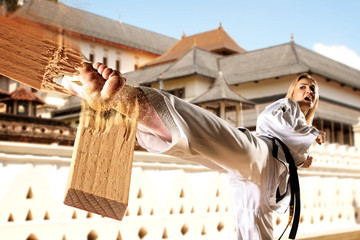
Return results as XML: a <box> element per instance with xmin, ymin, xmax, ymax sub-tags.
<box><xmin>158</xmin><ymin>46</ymin><xmax>218</xmax><ymax>77</ymax></box>
<box><xmin>191</xmin><ymin>70</ymin><xmax>253</xmax><ymax>104</ymax></box>
<box><xmin>160</xmin><ymin>46</ymin><xmax>199</xmax><ymax>77</ymax></box>
<box><xmin>290</xmin><ymin>41</ymin><xmax>309</xmax><ymax>70</ymax></box>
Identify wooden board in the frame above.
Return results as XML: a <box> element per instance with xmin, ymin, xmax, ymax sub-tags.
<box><xmin>64</xmin><ymin>103</ymin><xmax>139</xmax><ymax>220</ymax></box>
<box><xmin>0</xmin><ymin>15</ymin><xmax>82</xmax><ymax>94</ymax></box>
<box><xmin>0</xmin><ymin>15</ymin><xmax>138</xmax><ymax>220</ymax></box>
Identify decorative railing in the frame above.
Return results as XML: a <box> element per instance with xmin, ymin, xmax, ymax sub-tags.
<box><xmin>0</xmin><ymin>113</ymin><xmax>76</xmax><ymax>145</ymax></box>
<box><xmin>0</xmin><ymin>141</ymin><xmax>359</xmax><ymax>239</ymax></box>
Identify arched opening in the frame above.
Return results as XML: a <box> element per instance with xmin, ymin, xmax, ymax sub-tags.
<box><xmin>217</xmin><ymin>221</ymin><xmax>224</xmax><ymax>232</ymax></box>
<box><xmin>181</xmin><ymin>224</ymin><xmax>189</xmax><ymax>235</ymax></box>
<box><xmin>179</xmin><ymin>188</ymin><xmax>185</xmax><ymax>198</ymax></box>
<box><xmin>26</xmin><ymin>187</ymin><xmax>33</xmax><ymax>199</ymax></box>
<box><xmin>44</xmin><ymin>211</ymin><xmax>50</xmax><ymax>220</ymax></box>
<box><xmin>201</xmin><ymin>225</ymin><xmax>206</xmax><ymax>235</ymax></box>
<box><xmin>26</xmin><ymin>210</ymin><xmax>33</xmax><ymax>221</ymax></box>
<box><xmin>216</xmin><ymin>188</ymin><xmax>220</xmax><ymax>197</ymax></box>
<box><xmin>137</xmin><ymin>189</ymin><xmax>143</xmax><ymax>198</ymax></box>
<box><xmin>162</xmin><ymin>227</ymin><xmax>168</xmax><ymax>239</ymax></box>
<box><xmin>138</xmin><ymin>226</ymin><xmax>147</xmax><ymax>239</ymax></box>
<box><xmin>26</xmin><ymin>233</ymin><xmax>38</xmax><ymax>240</ymax></box>
<box><xmin>87</xmin><ymin>230</ymin><xmax>98</xmax><ymax>240</ymax></box>
<box><xmin>179</xmin><ymin>205</ymin><xmax>184</xmax><ymax>214</ymax></box>
<box><xmin>8</xmin><ymin>213</ymin><xmax>14</xmax><ymax>222</ymax></box>
<box><xmin>137</xmin><ymin>206</ymin><xmax>142</xmax><ymax>216</ymax></box>
<box><xmin>116</xmin><ymin>231</ymin><xmax>122</xmax><ymax>240</ymax></box>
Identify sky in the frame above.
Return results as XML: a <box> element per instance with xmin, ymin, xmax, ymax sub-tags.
<box><xmin>61</xmin><ymin>0</ymin><xmax>360</xmax><ymax>70</ymax></box>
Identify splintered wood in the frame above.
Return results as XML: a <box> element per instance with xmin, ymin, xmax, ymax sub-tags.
<box><xmin>64</xmin><ymin>101</ymin><xmax>139</xmax><ymax>220</ymax></box>
<box><xmin>0</xmin><ymin>15</ymin><xmax>83</xmax><ymax>94</ymax></box>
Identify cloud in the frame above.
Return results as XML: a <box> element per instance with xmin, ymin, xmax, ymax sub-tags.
<box><xmin>313</xmin><ymin>43</ymin><xmax>360</xmax><ymax>71</ymax></box>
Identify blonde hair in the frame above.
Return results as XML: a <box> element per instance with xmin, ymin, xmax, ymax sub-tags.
<box><xmin>285</xmin><ymin>73</ymin><xmax>319</xmax><ymax>125</ymax></box>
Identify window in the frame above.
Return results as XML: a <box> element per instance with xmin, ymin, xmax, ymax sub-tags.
<box><xmin>134</xmin><ymin>56</ymin><xmax>139</xmax><ymax>70</ymax></box>
<box><xmin>116</xmin><ymin>59</ymin><xmax>121</xmax><ymax>71</ymax></box>
<box><xmin>89</xmin><ymin>53</ymin><xmax>94</xmax><ymax>63</ymax></box>
<box><xmin>166</xmin><ymin>88</ymin><xmax>185</xmax><ymax>99</ymax></box>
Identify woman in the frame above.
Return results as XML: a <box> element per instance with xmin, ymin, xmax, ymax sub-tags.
<box><xmin>65</xmin><ymin>63</ymin><xmax>325</xmax><ymax>240</ymax></box>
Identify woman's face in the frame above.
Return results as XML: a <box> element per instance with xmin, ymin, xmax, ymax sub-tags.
<box><xmin>292</xmin><ymin>78</ymin><xmax>317</xmax><ymax>113</ymax></box>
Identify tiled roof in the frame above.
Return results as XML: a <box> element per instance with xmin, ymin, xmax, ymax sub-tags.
<box><xmin>144</xmin><ymin>26</ymin><xmax>246</xmax><ymax>67</ymax></box>
<box><xmin>219</xmin><ymin>42</ymin><xmax>360</xmax><ymax>89</ymax></box>
<box><xmin>126</xmin><ymin>40</ymin><xmax>360</xmax><ymax>93</ymax></box>
<box><xmin>160</xmin><ymin>47</ymin><xmax>219</xmax><ymax>80</ymax></box>
<box><xmin>13</xmin><ymin>0</ymin><xmax>177</xmax><ymax>55</ymax></box>
<box><xmin>191</xmin><ymin>71</ymin><xmax>254</xmax><ymax>105</ymax></box>
<box><xmin>124</xmin><ymin>62</ymin><xmax>174</xmax><ymax>87</ymax></box>
<box><xmin>125</xmin><ymin>47</ymin><xmax>220</xmax><ymax>86</ymax></box>
<box><xmin>1</xmin><ymin>86</ymin><xmax>45</xmax><ymax>104</ymax></box>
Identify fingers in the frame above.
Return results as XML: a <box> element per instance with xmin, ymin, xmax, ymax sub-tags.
<box><xmin>319</xmin><ymin>131</ymin><xmax>326</xmax><ymax>144</ymax></box>
<box><xmin>316</xmin><ymin>132</ymin><xmax>325</xmax><ymax>145</ymax></box>
<box><xmin>93</xmin><ymin>62</ymin><xmax>102</xmax><ymax>70</ymax></box>
<box><xmin>302</xmin><ymin>156</ymin><xmax>313</xmax><ymax>168</ymax></box>
<box><xmin>98</xmin><ymin>64</ymin><xmax>107</xmax><ymax>75</ymax></box>
<box><xmin>102</xmin><ymin>68</ymin><xmax>113</xmax><ymax>79</ymax></box>
<box><xmin>101</xmin><ymin>74</ymin><xmax>126</xmax><ymax>99</ymax></box>
<box><xmin>80</xmin><ymin>62</ymin><xmax>126</xmax><ymax>102</ymax></box>
<box><xmin>93</xmin><ymin>62</ymin><xmax>114</xmax><ymax>79</ymax></box>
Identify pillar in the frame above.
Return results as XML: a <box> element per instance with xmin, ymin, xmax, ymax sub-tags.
<box><xmin>353</xmin><ymin>117</ymin><xmax>360</xmax><ymax>148</ymax></box>
<box><xmin>220</xmin><ymin>102</ymin><xmax>225</xmax><ymax>119</ymax></box>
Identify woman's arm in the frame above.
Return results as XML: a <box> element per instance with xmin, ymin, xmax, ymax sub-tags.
<box><xmin>257</xmin><ymin>98</ymin><xmax>322</xmax><ymax>165</ymax></box>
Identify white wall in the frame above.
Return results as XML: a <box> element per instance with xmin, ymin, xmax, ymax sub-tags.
<box><xmin>78</xmin><ymin>38</ymin><xmax>155</xmax><ymax>74</ymax></box>
<box><xmin>0</xmin><ymin>141</ymin><xmax>360</xmax><ymax>239</ymax></box>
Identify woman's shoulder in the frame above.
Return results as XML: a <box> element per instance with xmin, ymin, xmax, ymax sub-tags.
<box><xmin>266</xmin><ymin>97</ymin><xmax>297</xmax><ymax>110</ymax></box>
<box><xmin>274</xmin><ymin>97</ymin><xmax>297</xmax><ymax>105</ymax></box>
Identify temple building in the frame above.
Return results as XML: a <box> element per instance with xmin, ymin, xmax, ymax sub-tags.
<box><xmin>0</xmin><ymin>86</ymin><xmax>75</xmax><ymax>145</ymax></box>
<box><xmin>124</xmin><ymin>27</ymin><xmax>360</xmax><ymax>147</ymax></box>
<box><xmin>0</xmin><ymin>0</ymin><xmax>360</xmax><ymax>239</ymax></box>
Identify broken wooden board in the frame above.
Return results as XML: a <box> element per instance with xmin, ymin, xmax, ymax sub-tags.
<box><xmin>64</xmin><ymin>101</ymin><xmax>139</xmax><ymax>220</ymax></box>
<box><xmin>0</xmin><ymin>15</ymin><xmax>83</xmax><ymax>94</ymax></box>
<box><xmin>0</xmin><ymin>14</ymin><xmax>139</xmax><ymax>220</ymax></box>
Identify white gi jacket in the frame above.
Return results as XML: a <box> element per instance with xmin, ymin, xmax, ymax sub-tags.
<box><xmin>136</xmin><ymin>87</ymin><xmax>319</xmax><ymax>240</ymax></box>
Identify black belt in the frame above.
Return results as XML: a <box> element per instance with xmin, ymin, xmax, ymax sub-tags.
<box><xmin>263</xmin><ymin>136</ymin><xmax>301</xmax><ymax>240</ymax></box>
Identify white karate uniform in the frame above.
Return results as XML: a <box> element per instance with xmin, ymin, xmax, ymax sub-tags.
<box><xmin>136</xmin><ymin>87</ymin><xmax>319</xmax><ymax>240</ymax></box>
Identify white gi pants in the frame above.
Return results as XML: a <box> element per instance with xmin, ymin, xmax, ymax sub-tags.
<box><xmin>137</xmin><ymin>88</ymin><xmax>283</xmax><ymax>240</ymax></box>
<box><xmin>227</xmin><ymin>130</ymin><xmax>280</xmax><ymax>240</ymax></box>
